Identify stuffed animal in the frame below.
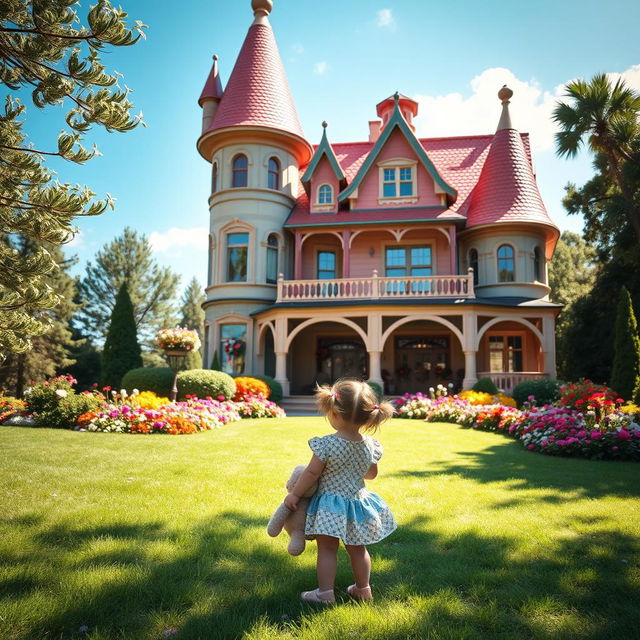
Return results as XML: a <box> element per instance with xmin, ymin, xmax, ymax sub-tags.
<box><xmin>267</xmin><ymin>465</ymin><xmax>318</xmax><ymax>556</ymax></box>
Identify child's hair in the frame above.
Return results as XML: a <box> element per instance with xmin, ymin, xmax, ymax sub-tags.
<box><xmin>315</xmin><ymin>379</ymin><xmax>395</xmax><ymax>431</ymax></box>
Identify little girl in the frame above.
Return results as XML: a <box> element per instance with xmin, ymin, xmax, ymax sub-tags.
<box><xmin>284</xmin><ymin>379</ymin><xmax>396</xmax><ymax>604</ymax></box>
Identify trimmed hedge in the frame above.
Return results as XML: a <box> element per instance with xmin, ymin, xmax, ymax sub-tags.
<box><xmin>252</xmin><ymin>375</ymin><xmax>283</xmax><ymax>404</ymax></box>
<box><xmin>513</xmin><ymin>378</ymin><xmax>561</xmax><ymax>408</ymax></box>
<box><xmin>121</xmin><ymin>367</ymin><xmax>174</xmax><ymax>397</ymax></box>
<box><xmin>472</xmin><ymin>377</ymin><xmax>499</xmax><ymax>395</ymax></box>
<box><xmin>176</xmin><ymin>369</ymin><xmax>235</xmax><ymax>401</ymax></box>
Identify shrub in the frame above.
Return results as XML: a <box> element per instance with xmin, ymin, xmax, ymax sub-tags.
<box><xmin>367</xmin><ymin>381</ymin><xmax>383</xmax><ymax>401</ymax></box>
<box><xmin>233</xmin><ymin>376</ymin><xmax>270</xmax><ymax>401</ymax></box>
<box><xmin>472</xmin><ymin>377</ymin><xmax>499</xmax><ymax>394</ymax></box>
<box><xmin>37</xmin><ymin>393</ymin><xmax>101</xmax><ymax>429</ymax></box>
<box><xmin>121</xmin><ymin>367</ymin><xmax>174</xmax><ymax>397</ymax></box>
<box><xmin>557</xmin><ymin>380</ymin><xmax>618</xmax><ymax>414</ymax></box>
<box><xmin>24</xmin><ymin>374</ymin><xmax>77</xmax><ymax>415</ymax></box>
<box><xmin>513</xmin><ymin>379</ymin><xmax>560</xmax><ymax>407</ymax></box>
<box><xmin>610</xmin><ymin>287</ymin><xmax>640</xmax><ymax>403</ymax></box>
<box><xmin>252</xmin><ymin>375</ymin><xmax>283</xmax><ymax>403</ymax></box>
<box><xmin>176</xmin><ymin>369</ymin><xmax>235</xmax><ymax>401</ymax></box>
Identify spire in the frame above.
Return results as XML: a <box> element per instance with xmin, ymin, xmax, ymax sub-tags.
<box><xmin>251</xmin><ymin>0</ymin><xmax>273</xmax><ymax>25</ymax></box>
<box><xmin>198</xmin><ymin>54</ymin><xmax>223</xmax><ymax>107</ymax></box>
<box><xmin>466</xmin><ymin>87</ymin><xmax>559</xmax><ymax>243</ymax></box>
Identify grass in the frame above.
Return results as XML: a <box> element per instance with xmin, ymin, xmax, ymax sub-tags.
<box><xmin>0</xmin><ymin>417</ymin><xmax>639</xmax><ymax>640</ymax></box>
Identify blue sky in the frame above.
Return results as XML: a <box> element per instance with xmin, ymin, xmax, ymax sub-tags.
<box><xmin>27</xmin><ymin>0</ymin><xmax>639</xmax><ymax>291</ymax></box>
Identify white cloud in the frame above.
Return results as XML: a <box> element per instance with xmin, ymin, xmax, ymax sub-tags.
<box><xmin>314</xmin><ymin>61</ymin><xmax>328</xmax><ymax>76</ymax></box>
<box><xmin>149</xmin><ymin>227</ymin><xmax>208</xmax><ymax>253</ymax></box>
<box><xmin>376</xmin><ymin>8</ymin><xmax>396</xmax><ymax>29</ymax></box>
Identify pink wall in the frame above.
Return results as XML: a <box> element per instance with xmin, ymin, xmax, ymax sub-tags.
<box><xmin>301</xmin><ymin>234</ymin><xmax>342</xmax><ymax>279</ymax></box>
<box><xmin>477</xmin><ymin>321</ymin><xmax>542</xmax><ymax>372</ymax></box>
<box><xmin>310</xmin><ymin>157</ymin><xmax>338</xmax><ymax>214</ymax></box>
<box><xmin>354</xmin><ymin>129</ymin><xmax>441</xmax><ymax>209</ymax></box>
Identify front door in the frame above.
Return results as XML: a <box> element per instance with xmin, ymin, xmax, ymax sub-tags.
<box><xmin>392</xmin><ymin>335</ymin><xmax>450</xmax><ymax>394</ymax></box>
<box><xmin>316</xmin><ymin>338</ymin><xmax>367</xmax><ymax>386</ymax></box>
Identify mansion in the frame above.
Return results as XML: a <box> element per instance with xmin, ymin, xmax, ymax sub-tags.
<box><xmin>196</xmin><ymin>0</ymin><xmax>561</xmax><ymax>396</ymax></box>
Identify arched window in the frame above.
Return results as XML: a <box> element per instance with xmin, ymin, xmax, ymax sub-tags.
<box><xmin>266</xmin><ymin>234</ymin><xmax>278</xmax><ymax>284</ymax></box>
<box><xmin>268</xmin><ymin>157</ymin><xmax>280</xmax><ymax>190</ymax></box>
<box><xmin>232</xmin><ymin>154</ymin><xmax>248</xmax><ymax>188</ymax></box>
<box><xmin>469</xmin><ymin>248</ymin><xmax>479</xmax><ymax>286</ymax></box>
<box><xmin>497</xmin><ymin>245</ymin><xmax>515</xmax><ymax>282</ymax></box>
<box><xmin>226</xmin><ymin>232</ymin><xmax>249</xmax><ymax>282</ymax></box>
<box><xmin>318</xmin><ymin>184</ymin><xmax>333</xmax><ymax>204</ymax></box>
<box><xmin>212</xmin><ymin>162</ymin><xmax>218</xmax><ymax>194</ymax></box>
<box><xmin>533</xmin><ymin>247</ymin><xmax>542</xmax><ymax>281</ymax></box>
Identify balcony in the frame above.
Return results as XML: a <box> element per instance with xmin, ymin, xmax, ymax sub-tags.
<box><xmin>276</xmin><ymin>270</ymin><xmax>474</xmax><ymax>303</ymax></box>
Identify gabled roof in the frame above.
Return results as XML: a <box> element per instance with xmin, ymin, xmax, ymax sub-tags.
<box><xmin>301</xmin><ymin>124</ymin><xmax>346</xmax><ymax>184</ymax></box>
<box><xmin>338</xmin><ymin>98</ymin><xmax>457</xmax><ymax>202</ymax></box>
<box><xmin>198</xmin><ymin>55</ymin><xmax>224</xmax><ymax>107</ymax></box>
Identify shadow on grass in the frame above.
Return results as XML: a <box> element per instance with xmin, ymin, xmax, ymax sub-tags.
<box><xmin>2</xmin><ymin>508</ymin><xmax>639</xmax><ymax>639</ymax></box>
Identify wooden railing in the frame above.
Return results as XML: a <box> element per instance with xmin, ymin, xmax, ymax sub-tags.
<box><xmin>277</xmin><ymin>269</ymin><xmax>474</xmax><ymax>302</ymax></box>
<box><xmin>477</xmin><ymin>372</ymin><xmax>548</xmax><ymax>393</ymax></box>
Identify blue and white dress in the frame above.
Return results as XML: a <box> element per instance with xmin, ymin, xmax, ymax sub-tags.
<box><xmin>304</xmin><ymin>434</ymin><xmax>397</xmax><ymax>545</ymax></box>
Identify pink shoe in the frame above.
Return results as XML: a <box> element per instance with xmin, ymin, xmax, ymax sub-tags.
<box><xmin>347</xmin><ymin>584</ymin><xmax>372</xmax><ymax>601</ymax></box>
<box><xmin>300</xmin><ymin>588</ymin><xmax>335</xmax><ymax>605</ymax></box>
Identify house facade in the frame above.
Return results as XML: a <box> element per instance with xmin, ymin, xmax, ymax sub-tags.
<box><xmin>197</xmin><ymin>0</ymin><xmax>561</xmax><ymax>396</ymax></box>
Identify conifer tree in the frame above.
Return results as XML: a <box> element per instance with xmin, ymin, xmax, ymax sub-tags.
<box><xmin>101</xmin><ymin>283</ymin><xmax>142</xmax><ymax>389</ymax></box>
<box><xmin>0</xmin><ymin>1</ymin><xmax>146</xmax><ymax>359</ymax></box>
<box><xmin>179</xmin><ymin>277</ymin><xmax>205</xmax><ymax>370</ymax></box>
<box><xmin>610</xmin><ymin>287</ymin><xmax>640</xmax><ymax>402</ymax></box>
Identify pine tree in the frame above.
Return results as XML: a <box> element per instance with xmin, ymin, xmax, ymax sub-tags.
<box><xmin>78</xmin><ymin>227</ymin><xmax>180</xmax><ymax>346</ymax></box>
<box><xmin>179</xmin><ymin>278</ymin><xmax>205</xmax><ymax>370</ymax></box>
<box><xmin>610</xmin><ymin>287</ymin><xmax>640</xmax><ymax>402</ymax></box>
<box><xmin>211</xmin><ymin>350</ymin><xmax>221</xmax><ymax>371</ymax></box>
<box><xmin>101</xmin><ymin>283</ymin><xmax>142</xmax><ymax>389</ymax></box>
<box><xmin>0</xmin><ymin>1</ymin><xmax>146</xmax><ymax>359</ymax></box>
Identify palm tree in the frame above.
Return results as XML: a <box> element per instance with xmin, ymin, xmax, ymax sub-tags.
<box><xmin>553</xmin><ymin>73</ymin><xmax>640</xmax><ymax>240</ymax></box>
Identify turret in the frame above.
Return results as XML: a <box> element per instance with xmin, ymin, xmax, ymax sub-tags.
<box><xmin>198</xmin><ymin>54</ymin><xmax>224</xmax><ymax>134</ymax></box>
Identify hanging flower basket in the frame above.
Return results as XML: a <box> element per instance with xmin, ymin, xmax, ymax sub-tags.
<box><xmin>157</xmin><ymin>327</ymin><xmax>201</xmax><ymax>352</ymax></box>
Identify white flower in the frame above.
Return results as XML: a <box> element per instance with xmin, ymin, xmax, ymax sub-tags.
<box><xmin>120</xmin><ymin>389</ymin><xmax>127</xmax><ymax>397</ymax></box>
<box><xmin>55</xmin><ymin>389</ymin><xmax>68</xmax><ymax>398</ymax></box>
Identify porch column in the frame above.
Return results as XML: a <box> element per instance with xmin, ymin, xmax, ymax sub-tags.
<box><xmin>542</xmin><ymin>314</ymin><xmax>557</xmax><ymax>378</ymax></box>
<box><xmin>368</xmin><ymin>351</ymin><xmax>383</xmax><ymax>387</ymax></box>
<box><xmin>449</xmin><ymin>224</ymin><xmax>457</xmax><ymax>275</ymax></box>
<box><xmin>294</xmin><ymin>231</ymin><xmax>303</xmax><ymax>280</ymax></box>
<box><xmin>462</xmin><ymin>350</ymin><xmax>478</xmax><ymax>390</ymax></box>
<box><xmin>274</xmin><ymin>316</ymin><xmax>290</xmax><ymax>396</ymax></box>
<box><xmin>342</xmin><ymin>229</ymin><xmax>351</xmax><ymax>277</ymax></box>
<box><xmin>275</xmin><ymin>352</ymin><xmax>290</xmax><ymax>396</ymax></box>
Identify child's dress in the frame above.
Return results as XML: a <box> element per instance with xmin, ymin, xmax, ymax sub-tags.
<box><xmin>305</xmin><ymin>434</ymin><xmax>396</xmax><ymax>545</ymax></box>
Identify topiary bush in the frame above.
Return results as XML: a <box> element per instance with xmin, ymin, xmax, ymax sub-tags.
<box><xmin>121</xmin><ymin>367</ymin><xmax>174</xmax><ymax>397</ymax></box>
<box><xmin>252</xmin><ymin>375</ymin><xmax>283</xmax><ymax>403</ymax></box>
<box><xmin>472</xmin><ymin>377</ymin><xmax>499</xmax><ymax>395</ymax></box>
<box><xmin>176</xmin><ymin>369</ymin><xmax>235</xmax><ymax>401</ymax></box>
<box><xmin>513</xmin><ymin>378</ymin><xmax>561</xmax><ymax>407</ymax></box>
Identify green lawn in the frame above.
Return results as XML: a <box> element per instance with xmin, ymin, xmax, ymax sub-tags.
<box><xmin>1</xmin><ymin>418</ymin><xmax>639</xmax><ymax>640</ymax></box>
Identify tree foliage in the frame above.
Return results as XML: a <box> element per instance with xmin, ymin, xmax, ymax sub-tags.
<box><xmin>179</xmin><ymin>277</ymin><xmax>204</xmax><ymax>370</ymax></box>
<box><xmin>610</xmin><ymin>287</ymin><xmax>640</xmax><ymax>403</ymax></box>
<box><xmin>0</xmin><ymin>0</ymin><xmax>146</xmax><ymax>358</ymax></box>
<box><xmin>100</xmin><ymin>282</ymin><xmax>142</xmax><ymax>389</ymax></box>
<box><xmin>78</xmin><ymin>227</ymin><xmax>180</xmax><ymax>345</ymax></box>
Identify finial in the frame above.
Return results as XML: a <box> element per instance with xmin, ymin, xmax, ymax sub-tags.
<box><xmin>322</xmin><ymin>120</ymin><xmax>328</xmax><ymax>129</ymax></box>
<box><xmin>252</xmin><ymin>0</ymin><xmax>273</xmax><ymax>24</ymax></box>
<box><xmin>213</xmin><ymin>54</ymin><xmax>218</xmax><ymax>61</ymax></box>
<box><xmin>393</xmin><ymin>91</ymin><xmax>400</xmax><ymax>105</ymax></box>
<box><xmin>496</xmin><ymin>85</ymin><xmax>514</xmax><ymax>131</ymax></box>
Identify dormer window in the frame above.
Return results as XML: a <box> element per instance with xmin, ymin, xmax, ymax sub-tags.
<box><xmin>378</xmin><ymin>159</ymin><xmax>418</xmax><ymax>203</ymax></box>
<box><xmin>318</xmin><ymin>184</ymin><xmax>333</xmax><ymax>204</ymax></box>
<box><xmin>268</xmin><ymin>157</ymin><xmax>280</xmax><ymax>190</ymax></box>
<box><xmin>232</xmin><ymin>154</ymin><xmax>248</xmax><ymax>188</ymax></box>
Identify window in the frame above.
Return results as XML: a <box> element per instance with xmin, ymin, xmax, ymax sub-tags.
<box><xmin>266</xmin><ymin>234</ymin><xmax>278</xmax><ymax>284</ymax></box>
<box><xmin>220</xmin><ymin>324</ymin><xmax>246</xmax><ymax>375</ymax></box>
<box><xmin>268</xmin><ymin>157</ymin><xmax>280</xmax><ymax>190</ymax></box>
<box><xmin>317</xmin><ymin>251</ymin><xmax>336</xmax><ymax>279</ymax></box>
<box><xmin>488</xmin><ymin>335</ymin><xmax>523</xmax><ymax>372</ymax></box>
<box><xmin>533</xmin><ymin>247</ymin><xmax>542</xmax><ymax>281</ymax></box>
<box><xmin>497</xmin><ymin>245</ymin><xmax>515</xmax><ymax>282</ymax></box>
<box><xmin>385</xmin><ymin>246</ymin><xmax>432</xmax><ymax>277</ymax></box>
<box><xmin>212</xmin><ymin>162</ymin><xmax>218</xmax><ymax>193</ymax></box>
<box><xmin>226</xmin><ymin>232</ymin><xmax>249</xmax><ymax>282</ymax></box>
<box><xmin>232</xmin><ymin>154</ymin><xmax>248</xmax><ymax>188</ymax></box>
<box><xmin>381</xmin><ymin>164</ymin><xmax>415</xmax><ymax>199</ymax></box>
<box><xmin>469</xmin><ymin>249</ymin><xmax>479</xmax><ymax>286</ymax></box>
<box><xmin>318</xmin><ymin>184</ymin><xmax>333</xmax><ymax>204</ymax></box>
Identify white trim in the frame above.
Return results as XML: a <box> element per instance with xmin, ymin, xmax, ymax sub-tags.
<box><xmin>381</xmin><ymin>315</ymin><xmax>464</xmax><ymax>350</ymax></box>
<box><xmin>285</xmin><ymin>317</ymin><xmax>370</xmax><ymax>351</ymax></box>
<box><xmin>475</xmin><ymin>316</ymin><xmax>543</xmax><ymax>351</ymax></box>
<box><xmin>217</xmin><ymin>219</ymin><xmax>255</xmax><ymax>285</ymax></box>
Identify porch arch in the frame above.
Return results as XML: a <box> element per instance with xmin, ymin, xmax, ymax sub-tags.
<box><xmin>475</xmin><ymin>316</ymin><xmax>544</xmax><ymax>351</ymax></box>
<box><xmin>381</xmin><ymin>315</ymin><xmax>464</xmax><ymax>350</ymax></box>
<box><xmin>285</xmin><ymin>317</ymin><xmax>370</xmax><ymax>351</ymax></box>
<box><xmin>256</xmin><ymin>321</ymin><xmax>275</xmax><ymax>356</ymax></box>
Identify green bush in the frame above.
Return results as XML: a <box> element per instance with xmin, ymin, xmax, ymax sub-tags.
<box><xmin>176</xmin><ymin>369</ymin><xmax>235</xmax><ymax>400</ymax></box>
<box><xmin>24</xmin><ymin>375</ymin><xmax>76</xmax><ymax>415</ymax></box>
<box><xmin>472</xmin><ymin>377</ymin><xmax>499</xmax><ymax>394</ymax></box>
<box><xmin>37</xmin><ymin>394</ymin><xmax>101</xmax><ymax>429</ymax></box>
<box><xmin>513</xmin><ymin>379</ymin><xmax>561</xmax><ymax>407</ymax></box>
<box><xmin>121</xmin><ymin>367</ymin><xmax>174</xmax><ymax>397</ymax></box>
<box><xmin>252</xmin><ymin>375</ymin><xmax>283</xmax><ymax>403</ymax></box>
<box><xmin>367</xmin><ymin>381</ymin><xmax>383</xmax><ymax>401</ymax></box>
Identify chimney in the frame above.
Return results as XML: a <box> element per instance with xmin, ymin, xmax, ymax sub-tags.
<box><xmin>369</xmin><ymin>120</ymin><xmax>382</xmax><ymax>143</ymax></box>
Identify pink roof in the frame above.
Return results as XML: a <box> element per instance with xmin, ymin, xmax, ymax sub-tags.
<box><xmin>466</xmin><ymin>128</ymin><xmax>557</xmax><ymax>230</ymax></box>
<box><xmin>204</xmin><ymin>23</ymin><xmax>305</xmax><ymax>139</ymax></box>
<box><xmin>198</xmin><ymin>56</ymin><xmax>224</xmax><ymax>107</ymax></box>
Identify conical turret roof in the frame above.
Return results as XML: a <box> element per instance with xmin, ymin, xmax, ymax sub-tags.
<box><xmin>198</xmin><ymin>55</ymin><xmax>223</xmax><ymax>107</ymax></box>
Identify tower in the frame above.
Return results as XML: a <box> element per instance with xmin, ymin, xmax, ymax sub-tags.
<box><xmin>197</xmin><ymin>0</ymin><xmax>313</xmax><ymax>375</ymax></box>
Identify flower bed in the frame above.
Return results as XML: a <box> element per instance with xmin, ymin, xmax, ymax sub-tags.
<box><xmin>235</xmin><ymin>394</ymin><xmax>286</xmax><ymax>419</ymax></box>
<box><xmin>0</xmin><ymin>396</ymin><xmax>27</xmax><ymax>423</ymax></box>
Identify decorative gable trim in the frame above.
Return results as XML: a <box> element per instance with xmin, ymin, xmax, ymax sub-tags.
<box><xmin>301</xmin><ymin>125</ymin><xmax>346</xmax><ymax>185</ymax></box>
<box><xmin>338</xmin><ymin>100</ymin><xmax>457</xmax><ymax>202</ymax></box>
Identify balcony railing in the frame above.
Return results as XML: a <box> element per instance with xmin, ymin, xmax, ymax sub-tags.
<box><xmin>477</xmin><ymin>372</ymin><xmax>549</xmax><ymax>393</ymax></box>
<box><xmin>276</xmin><ymin>269</ymin><xmax>474</xmax><ymax>303</ymax></box>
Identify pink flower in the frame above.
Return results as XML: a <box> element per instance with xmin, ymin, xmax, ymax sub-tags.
<box><xmin>617</xmin><ymin>429</ymin><xmax>631</xmax><ymax>440</ymax></box>
<box><xmin>590</xmin><ymin>430</ymin><xmax>602</xmax><ymax>439</ymax></box>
